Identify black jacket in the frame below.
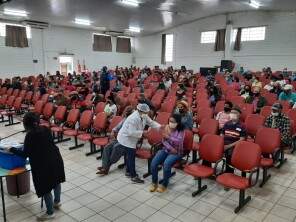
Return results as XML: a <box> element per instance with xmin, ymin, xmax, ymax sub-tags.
<box><xmin>11</xmin><ymin>126</ymin><xmax>65</xmax><ymax>197</ymax></box>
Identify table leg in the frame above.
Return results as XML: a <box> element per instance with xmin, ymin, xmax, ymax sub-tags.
<box><xmin>1</xmin><ymin>177</ymin><xmax>6</xmax><ymax>222</ymax></box>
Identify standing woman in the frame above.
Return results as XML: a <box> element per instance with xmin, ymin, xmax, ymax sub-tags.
<box><xmin>9</xmin><ymin>112</ymin><xmax>65</xmax><ymax>221</ymax></box>
<box><xmin>149</xmin><ymin>114</ymin><xmax>185</xmax><ymax>193</ymax></box>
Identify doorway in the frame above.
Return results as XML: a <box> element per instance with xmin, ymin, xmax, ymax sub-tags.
<box><xmin>59</xmin><ymin>56</ymin><xmax>73</xmax><ymax>75</ymax></box>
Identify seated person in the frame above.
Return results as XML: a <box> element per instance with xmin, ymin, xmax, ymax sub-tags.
<box><xmin>221</xmin><ymin>107</ymin><xmax>246</xmax><ymax>173</ymax></box>
<box><xmin>246</xmin><ymin>86</ymin><xmax>267</xmax><ymax>113</ymax></box>
<box><xmin>240</xmin><ymin>85</ymin><xmax>251</xmax><ymax>100</ymax></box>
<box><xmin>216</xmin><ymin>101</ymin><xmax>233</xmax><ymax>129</ymax></box>
<box><xmin>279</xmin><ymin>84</ymin><xmax>296</xmax><ymax>106</ymax></box>
<box><xmin>96</xmin><ymin>106</ymin><xmax>134</xmax><ymax>175</ymax></box>
<box><xmin>251</xmin><ymin>76</ymin><xmax>263</xmax><ymax>89</ymax></box>
<box><xmin>264</xmin><ymin>103</ymin><xmax>291</xmax><ymax>148</ymax></box>
<box><xmin>104</xmin><ymin>96</ymin><xmax>118</xmax><ymax>120</ymax></box>
<box><xmin>264</xmin><ymin>79</ymin><xmax>276</xmax><ymax>92</ymax></box>
<box><xmin>149</xmin><ymin>114</ymin><xmax>185</xmax><ymax>193</ymax></box>
<box><xmin>174</xmin><ymin>100</ymin><xmax>193</xmax><ymax>130</ymax></box>
<box><xmin>231</xmin><ymin>76</ymin><xmax>241</xmax><ymax>91</ymax></box>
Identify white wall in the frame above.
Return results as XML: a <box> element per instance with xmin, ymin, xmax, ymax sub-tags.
<box><xmin>134</xmin><ymin>11</ymin><xmax>296</xmax><ymax>72</ymax></box>
<box><xmin>0</xmin><ymin>25</ymin><xmax>133</xmax><ymax>77</ymax></box>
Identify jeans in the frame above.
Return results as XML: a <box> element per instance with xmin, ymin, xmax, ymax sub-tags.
<box><xmin>125</xmin><ymin>147</ymin><xmax>137</xmax><ymax>178</ymax></box>
<box><xmin>102</xmin><ymin>140</ymin><xmax>126</xmax><ymax>170</ymax></box>
<box><xmin>225</xmin><ymin>147</ymin><xmax>234</xmax><ymax>173</ymax></box>
<box><xmin>151</xmin><ymin>149</ymin><xmax>182</xmax><ymax>187</ymax></box>
<box><xmin>43</xmin><ymin>184</ymin><xmax>61</xmax><ymax>215</ymax></box>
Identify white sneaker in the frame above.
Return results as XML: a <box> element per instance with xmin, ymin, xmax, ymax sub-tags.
<box><xmin>54</xmin><ymin>202</ymin><xmax>62</xmax><ymax>209</ymax></box>
<box><xmin>36</xmin><ymin>212</ymin><xmax>55</xmax><ymax>221</ymax></box>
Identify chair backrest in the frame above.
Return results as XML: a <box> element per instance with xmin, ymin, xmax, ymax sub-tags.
<box><xmin>288</xmin><ymin>109</ymin><xmax>296</xmax><ymax>122</ymax></box>
<box><xmin>155</xmin><ymin>112</ymin><xmax>171</xmax><ymax>125</ymax></box>
<box><xmin>32</xmin><ymin>92</ymin><xmax>41</xmax><ymax>104</ymax></box>
<box><xmin>260</xmin><ymin>106</ymin><xmax>272</xmax><ymax>119</ymax></box>
<box><xmin>19</xmin><ymin>90</ymin><xmax>27</xmax><ymax>99</ymax></box>
<box><xmin>54</xmin><ymin>106</ymin><xmax>67</xmax><ymax>122</ymax></box>
<box><xmin>42</xmin><ymin>103</ymin><xmax>54</xmax><ymax>119</ymax></box>
<box><xmin>41</xmin><ymin>94</ymin><xmax>49</xmax><ymax>103</ymax></box>
<box><xmin>231</xmin><ymin>141</ymin><xmax>261</xmax><ymax>172</ymax></box>
<box><xmin>0</xmin><ymin>87</ymin><xmax>7</xmax><ymax>95</ymax></box>
<box><xmin>79</xmin><ymin>110</ymin><xmax>93</xmax><ymax>130</ymax></box>
<box><xmin>197</xmin><ymin>107</ymin><xmax>213</xmax><ymax>123</ymax></box>
<box><xmin>13</xmin><ymin>97</ymin><xmax>23</xmax><ymax>110</ymax></box>
<box><xmin>34</xmin><ymin>100</ymin><xmax>44</xmax><ymax>115</ymax></box>
<box><xmin>255</xmin><ymin>127</ymin><xmax>280</xmax><ymax>154</ymax></box>
<box><xmin>66</xmin><ymin>109</ymin><xmax>80</xmax><ymax>126</ymax></box>
<box><xmin>85</xmin><ymin>93</ymin><xmax>93</xmax><ymax>101</ymax></box>
<box><xmin>214</xmin><ymin>100</ymin><xmax>225</xmax><ymax>115</ymax></box>
<box><xmin>199</xmin><ymin>134</ymin><xmax>224</xmax><ymax>163</ymax></box>
<box><xmin>107</xmin><ymin>115</ymin><xmax>123</xmax><ymax>132</ymax></box>
<box><xmin>6</xmin><ymin>88</ymin><xmax>13</xmax><ymax>96</ymax></box>
<box><xmin>6</xmin><ymin>95</ymin><xmax>16</xmax><ymax>107</ymax></box>
<box><xmin>265</xmin><ymin>93</ymin><xmax>277</xmax><ymax>106</ymax></box>
<box><xmin>95</xmin><ymin>102</ymin><xmax>106</xmax><ymax>114</ymax></box>
<box><xmin>24</xmin><ymin>91</ymin><xmax>33</xmax><ymax>101</ymax></box>
<box><xmin>0</xmin><ymin>95</ymin><xmax>8</xmax><ymax>105</ymax></box>
<box><xmin>93</xmin><ymin>112</ymin><xmax>108</xmax><ymax>131</ymax></box>
<box><xmin>147</xmin><ymin>128</ymin><xmax>163</xmax><ymax>145</ymax></box>
<box><xmin>12</xmin><ymin>89</ymin><xmax>20</xmax><ymax>97</ymax></box>
<box><xmin>183</xmin><ymin>130</ymin><xmax>193</xmax><ymax>155</ymax></box>
<box><xmin>239</xmin><ymin>103</ymin><xmax>254</xmax><ymax>121</ymax></box>
<box><xmin>245</xmin><ymin>114</ymin><xmax>265</xmax><ymax>137</ymax></box>
<box><xmin>198</xmin><ymin>118</ymin><xmax>219</xmax><ymax>138</ymax></box>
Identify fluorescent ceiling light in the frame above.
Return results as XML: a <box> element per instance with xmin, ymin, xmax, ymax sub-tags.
<box><xmin>249</xmin><ymin>0</ymin><xmax>260</xmax><ymax>9</ymax></box>
<box><xmin>4</xmin><ymin>9</ymin><xmax>28</xmax><ymax>17</ymax></box>
<box><xmin>75</xmin><ymin>18</ymin><xmax>91</xmax><ymax>26</ymax></box>
<box><xmin>121</xmin><ymin>0</ymin><xmax>139</xmax><ymax>7</ymax></box>
<box><xmin>129</xmin><ymin>26</ymin><xmax>141</xmax><ymax>33</ymax></box>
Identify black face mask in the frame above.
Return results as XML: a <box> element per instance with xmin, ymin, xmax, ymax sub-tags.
<box><xmin>254</xmin><ymin>92</ymin><xmax>260</xmax><ymax>97</ymax></box>
<box><xmin>224</xmin><ymin>107</ymin><xmax>231</xmax><ymax>112</ymax></box>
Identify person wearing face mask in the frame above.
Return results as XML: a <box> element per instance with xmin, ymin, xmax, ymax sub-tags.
<box><xmin>265</xmin><ymin>103</ymin><xmax>291</xmax><ymax>148</ymax></box>
<box><xmin>8</xmin><ymin>112</ymin><xmax>65</xmax><ymax>221</ymax></box>
<box><xmin>246</xmin><ymin>87</ymin><xmax>267</xmax><ymax>113</ymax></box>
<box><xmin>149</xmin><ymin>114</ymin><xmax>185</xmax><ymax>193</ymax></box>
<box><xmin>279</xmin><ymin>84</ymin><xmax>296</xmax><ymax>106</ymax></box>
<box><xmin>251</xmin><ymin>76</ymin><xmax>262</xmax><ymax>89</ymax></box>
<box><xmin>174</xmin><ymin>100</ymin><xmax>193</xmax><ymax>130</ymax></box>
<box><xmin>116</xmin><ymin>103</ymin><xmax>162</xmax><ymax>183</ymax></box>
<box><xmin>221</xmin><ymin>107</ymin><xmax>246</xmax><ymax>173</ymax></box>
<box><xmin>264</xmin><ymin>79</ymin><xmax>276</xmax><ymax>92</ymax></box>
<box><xmin>216</xmin><ymin>101</ymin><xmax>233</xmax><ymax>129</ymax></box>
<box><xmin>104</xmin><ymin>95</ymin><xmax>118</xmax><ymax>120</ymax></box>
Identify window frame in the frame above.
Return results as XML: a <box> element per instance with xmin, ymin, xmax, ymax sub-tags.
<box><xmin>165</xmin><ymin>33</ymin><xmax>174</xmax><ymax>63</ymax></box>
<box><xmin>232</xmin><ymin>26</ymin><xmax>266</xmax><ymax>42</ymax></box>
<box><xmin>0</xmin><ymin>22</ymin><xmax>31</xmax><ymax>39</ymax></box>
<box><xmin>200</xmin><ymin>31</ymin><xmax>217</xmax><ymax>44</ymax></box>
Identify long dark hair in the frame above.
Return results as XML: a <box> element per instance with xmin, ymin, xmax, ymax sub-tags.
<box><xmin>171</xmin><ymin>113</ymin><xmax>185</xmax><ymax>132</ymax></box>
<box><xmin>23</xmin><ymin>112</ymin><xmax>40</xmax><ymax>131</ymax></box>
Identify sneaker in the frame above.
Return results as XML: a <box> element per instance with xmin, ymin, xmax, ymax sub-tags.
<box><xmin>149</xmin><ymin>183</ymin><xmax>158</xmax><ymax>192</ymax></box>
<box><xmin>131</xmin><ymin>176</ymin><xmax>144</xmax><ymax>184</ymax></box>
<box><xmin>156</xmin><ymin>185</ymin><xmax>167</xmax><ymax>193</ymax></box>
<box><xmin>125</xmin><ymin>172</ymin><xmax>131</xmax><ymax>177</ymax></box>
<box><xmin>53</xmin><ymin>202</ymin><xmax>62</xmax><ymax>209</ymax></box>
<box><xmin>37</xmin><ymin>213</ymin><xmax>55</xmax><ymax>221</ymax></box>
<box><xmin>97</xmin><ymin>166</ymin><xmax>103</xmax><ymax>170</ymax></box>
<box><xmin>96</xmin><ymin>168</ymin><xmax>109</xmax><ymax>175</ymax></box>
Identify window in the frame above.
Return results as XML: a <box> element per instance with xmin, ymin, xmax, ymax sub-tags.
<box><xmin>0</xmin><ymin>23</ymin><xmax>31</xmax><ymax>38</ymax></box>
<box><xmin>232</xmin><ymin>26</ymin><xmax>266</xmax><ymax>42</ymax></box>
<box><xmin>200</xmin><ymin>31</ymin><xmax>216</xmax><ymax>43</ymax></box>
<box><xmin>92</xmin><ymin>34</ymin><xmax>112</xmax><ymax>51</ymax></box>
<box><xmin>165</xmin><ymin>34</ymin><xmax>174</xmax><ymax>62</ymax></box>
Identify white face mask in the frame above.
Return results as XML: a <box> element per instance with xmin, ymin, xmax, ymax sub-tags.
<box><xmin>229</xmin><ymin>113</ymin><xmax>238</xmax><ymax>121</ymax></box>
<box><xmin>141</xmin><ymin>113</ymin><xmax>148</xmax><ymax>119</ymax></box>
<box><xmin>169</xmin><ymin>122</ymin><xmax>178</xmax><ymax>129</ymax></box>
<box><xmin>271</xmin><ymin>111</ymin><xmax>279</xmax><ymax>117</ymax></box>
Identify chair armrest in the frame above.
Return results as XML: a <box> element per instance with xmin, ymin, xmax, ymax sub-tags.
<box><xmin>248</xmin><ymin>167</ymin><xmax>260</xmax><ymax>187</ymax></box>
<box><xmin>214</xmin><ymin>158</ymin><xmax>226</xmax><ymax>176</ymax></box>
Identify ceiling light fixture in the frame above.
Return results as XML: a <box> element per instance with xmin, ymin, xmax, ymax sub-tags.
<box><xmin>129</xmin><ymin>26</ymin><xmax>141</xmax><ymax>33</ymax></box>
<box><xmin>4</xmin><ymin>9</ymin><xmax>28</xmax><ymax>17</ymax></box>
<box><xmin>249</xmin><ymin>0</ymin><xmax>260</xmax><ymax>9</ymax></box>
<box><xmin>74</xmin><ymin>18</ymin><xmax>91</xmax><ymax>26</ymax></box>
<box><xmin>121</xmin><ymin>0</ymin><xmax>139</xmax><ymax>7</ymax></box>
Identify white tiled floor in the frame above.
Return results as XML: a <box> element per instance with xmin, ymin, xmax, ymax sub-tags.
<box><xmin>1</xmin><ymin>123</ymin><xmax>296</xmax><ymax>221</ymax></box>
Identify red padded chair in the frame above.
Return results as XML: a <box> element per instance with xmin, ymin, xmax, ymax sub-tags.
<box><xmin>192</xmin><ymin>118</ymin><xmax>219</xmax><ymax>162</ymax></box>
<box><xmin>6</xmin><ymin>88</ymin><xmax>13</xmax><ymax>96</ymax></box>
<box><xmin>159</xmin><ymin>101</ymin><xmax>175</xmax><ymax>114</ymax></box>
<box><xmin>196</xmin><ymin>107</ymin><xmax>213</xmax><ymax>124</ymax></box>
<box><xmin>245</xmin><ymin>114</ymin><xmax>265</xmax><ymax>139</ymax></box>
<box><xmin>0</xmin><ymin>96</ymin><xmax>16</xmax><ymax>123</ymax></box>
<box><xmin>230</xmin><ymin>96</ymin><xmax>245</xmax><ymax>106</ymax></box>
<box><xmin>40</xmin><ymin>103</ymin><xmax>54</xmax><ymax>123</ymax></box>
<box><xmin>32</xmin><ymin>92</ymin><xmax>41</xmax><ymax>105</ymax></box>
<box><xmin>41</xmin><ymin>94</ymin><xmax>49</xmax><ymax>103</ymax></box>
<box><xmin>21</xmin><ymin>91</ymin><xmax>33</xmax><ymax>109</ymax></box>
<box><xmin>2</xmin><ymin>97</ymin><xmax>23</xmax><ymax>126</ymax></box>
<box><xmin>94</xmin><ymin>102</ymin><xmax>106</xmax><ymax>114</ymax></box>
<box><xmin>216</xmin><ymin>141</ymin><xmax>261</xmax><ymax>213</ymax></box>
<box><xmin>40</xmin><ymin>105</ymin><xmax>67</xmax><ymax>128</ymax></box>
<box><xmin>265</xmin><ymin>93</ymin><xmax>277</xmax><ymax>106</ymax></box>
<box><xmin>92</xmin><ymin>115</ymin><xmax>121</xmax><ymax>157</ymax></box>
<box><xmin>0</xmin><ymin>95</ymin><xmax>8</xmax><ymax>108</ymax></box>
<box><xmin>32</xmin><ymin>100</ymin><xmax>45</xmax><ymax>115</ymax></box>
<box><xmin>19</xmin><ymin>90</ymin><xmax>27</xmax><ymax>99</ymax></box>
<box><xmin>260</xmin><ymin>106</ymin><xmax>271</xmax><ymax>119</ymax></box>
<box><xmin>155</xmin><ymin>112</ymin><xmax>171</xmax><ymax>125</ymax></box>
<box><xmin>51</xmin><ymin>108</ymin><xmax>80</xmax><ymax>143</ymax></box>
<box><xmin>64</xmin><ymin>110</ymin><xmax>93</xmax><ymax>150</ymax></box>
<box><xmin>239</xmin><ymin>103</ymin><xmax>254</xmax><ymax>122</ymax></box>
<box><xmin>214</xmin><ymin>101</ymin><xmax>225</xmax><ymax>115</ymax></box>
<box><xmin>184</xmin><ymin>134</ymin><xmax>224</xmax><ymax>196</ymax></box>
<box><xmin>255</xmin><ymin>127</ymin><xmax>280</xmax><ymax>187</ymax></box>
<box><xmin>12</xmin><ymin>89</ymin><xmax>20</xmax><ymax>97</ymax></box>
<box><xmin>0</xmin><ymin>87</ymin><xmax>7</xmax><ymax>96</ymax></box>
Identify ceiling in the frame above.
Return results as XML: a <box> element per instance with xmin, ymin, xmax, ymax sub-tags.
<box><xmin>0</xmin><ymin>0</ymin><xmax>296</xmax><ymax>35</ymax></box>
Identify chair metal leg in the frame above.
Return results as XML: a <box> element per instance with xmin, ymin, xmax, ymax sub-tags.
<box><xmin>234</xmin><ymin>190</ymin><xmax>251</xmax><ymax>213</ymax></box>
<box><xmin>192</xmin><ymin>177</ymin><xmax>207</xmax><ymax>197</ymax></box>
<box><xmin>4</xmin><ymin>115</ymin><xmax>21</xmax><ymax>127</ymax></box>
<box><xmin>69</xmin><ymin>136</ymin><xmax>84</xmax><ymax>150</ymax></box>
<box><xmin>54</xmin><ymin>132</ymin><xmax>71</xmax><ymax>144</ymax></box>
<box><xmin>143</xmin><ymin>159</ymin><xmax>152</xmax><ymax>178</ymax></box>
<box><xmin>192</xmin><ymin>151</ymin><xmax>197</xmax><ymax>163</ymax></box>
<box><xmin>88</xmin><ymin>143</ymin><xmax>102</xmax><ymax>157</ymax></box>
<box><xmin>259</xmin><ymin>167</ymin><xmax>271</xmax><ymax>187</ymax></box>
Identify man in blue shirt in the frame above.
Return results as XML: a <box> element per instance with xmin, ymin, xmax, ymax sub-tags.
<box><xmin>279</xmin><ymin>84</ymin><xmax>296</xmax><ymax>106</ymax></box>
